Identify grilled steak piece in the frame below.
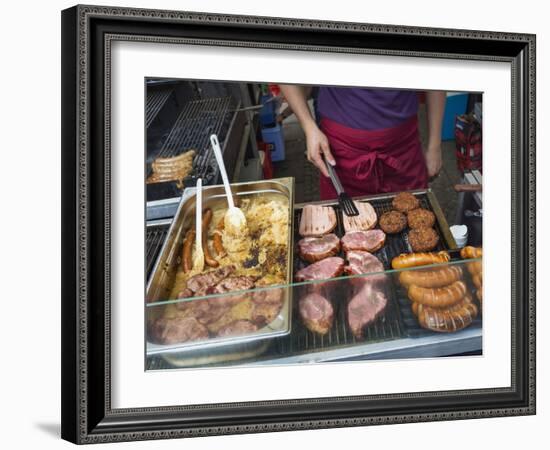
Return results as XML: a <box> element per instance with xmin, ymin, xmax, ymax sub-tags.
<box><xmin>347</xmin><ymin>283</ymin><xmax>388</xmax><ymax>339</ymax></box>
<box><xmin>299</xmin><ymin>292</ymin><xmax>334</xmax><ymax>335</ymax></box>
<box><xmin>295</xmin><ymin>256</ymin><xmax>345</xmax><ymax>282</ymax></box>
<box><xmin>298</xmin><ymin>234</ymin><xmax>341</xmax><ymax>263</ymax></box>
<box><xmin>217</xmin><ymin>320</ymin><xmax>258</xmax><ymax>337</ymax></box>
<box><xmin>209</xmin><ymin>276</ymin><xmax>256</xmax><ymax>294</ymax></box>
<box><xmin>148</xmin><ymin>316</ymin><xmax>209</xmax><ymax>345</ymax></box>
<box><xmin>186</xmin><ymin>265</ymin><xmax>235</xmax><ymax>295</ymax></box>
<box><xmin>299</xmin><ymin>204</ymin><xmax>337</xmax><ymax>237</ymax></box>
<box><xmin>251</xmin><ymin>288</ymin><xmax>284</xmax><ymax>325</ymax></box>
<box><xmin>345</xmin><ymin>251</ymin><xmax>386</xmax><ymax>288</ymax></box>
<box><xmin>341</xmin><ymin>230</ymin><xmax>386</xmax><ymax>253</ymax></box>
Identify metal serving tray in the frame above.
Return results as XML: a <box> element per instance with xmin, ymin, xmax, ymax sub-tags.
<box><xmin>146</xmin><ymin>177</ymin><xmax>295</xmax><ymax>360</ymax></box>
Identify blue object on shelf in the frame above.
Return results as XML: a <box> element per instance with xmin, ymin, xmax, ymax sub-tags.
<box><xmin>259</xmin><ymin>94</ymin><xmax>277</xmax><ymax>127</ymax></box>
<box><xmin>261</xmin><ymin>124</ymin><xmax>285</xmax><ymax>162</ymax></box>
<box><xmin>442</xmin><ymin>93</ymin><xmax>468</xmax><ymax>140</ymax></box>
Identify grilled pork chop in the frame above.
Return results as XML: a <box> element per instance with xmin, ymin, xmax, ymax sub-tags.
<box><xmin>217</xmin><ymin>320</ymin><xmax>258</xmax><ymax>337</ymax></box>
<box><xmin>347</xmin><ymin>283</ymin><xmax>388</xmax><ymax>339</ymax></box>
<box><xmin>341</xmin><ymin>230</ymin><xmax>386</xmax><ymax>253</ymax></box>
<box><xmin>298</xmin><ymin>234</ymin><xmax>341</xmax><ymax>263</ymax></box>
<box><xmin>185</xmin><ymin>265</ymin><xmax>236</xmax><ymax>295</ymax></box>
<box><xmin>299</xmin><ymin>292</ymin><xmax>334</xmax><ymax>335</ymax></box>
<box><xmin>299</xmin><ymin>204</ymin><xmax>337</xmax><ymax>237</ymax></box>
<box><xmin>148</xmin><ymin>316</ymin><xmax>209</xmax><ymax>345</ymax></box>
<box><xmin>295</xmin><ymin>257</ymin><xmax>345</xmax><ymax>282</ymax></box>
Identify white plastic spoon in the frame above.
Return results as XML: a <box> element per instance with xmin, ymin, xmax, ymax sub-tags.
<box><xmin>210</xmin><ymin>134</ymin><xmax>247</xmax><ymax>236</ymax></box>
<box><xmin>192</xmin><ymin>178</ymin><xmax>204</xmax><ymax>272</ymax></box>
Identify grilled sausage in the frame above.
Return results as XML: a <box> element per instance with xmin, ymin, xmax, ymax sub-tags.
<box><xmin>416</xmin><ymin>295</ymin><xmax>478</xmax><ymax>333</ymax></box>
<box><xmin>213</xmin><ymin>217</ymin><xmax>226</xmax><ymax>257</ymax></box>
<box><xmin>398</xmin><ymin>265</ymin><xmax>463</xmax><ymax>288</ymax></box>
<box><xmin>476</xmin><ymin>288</ymin><xmax>483</xmax><ymax>304</ymax></box>
<box><xmin>466</xmin><ymin>260</ymin><xmax>482</xmax><ymax>275</ymax></box>
<box><xmin>460</xmin><ymin>246</ymin><xmax>482</xmax><ymax>259</ymax></box>
<box><xmin>201</xmin><ymin>209</ymin><xmax>219</xmax><ymax>268</ymax></box>
<box><xmin>182</xmin><ymin>229</ymin><xmax>195</xmax><ymax>273</ymax></box>
<box><xmin>472</xmin><ymin>272</ymin><xmax>482</xmax><ymax>289</ymax></box>
<box><xmin>408</xmin><ymin>280</ymin><xmax>467</xmax><ymax>309</ymax></box>
<box><xmin>391</xmin><ymin>251</ymin><xmax>450</xmax><ymax>270</ymax></box>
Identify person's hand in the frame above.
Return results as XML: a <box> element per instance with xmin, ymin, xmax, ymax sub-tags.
<box><xmin>304</xmin><ymin>124</ymin><xmax>335</xmax><ymax>177</ymax></box>
<box><xmin>425</xmin><ymin>143</ymin><xmax>442</xmax><ymax>179</ymax></box>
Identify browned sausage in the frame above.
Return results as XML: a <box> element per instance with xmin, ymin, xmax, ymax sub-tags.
<box><xmin>408</xmin><ymin>280</ymin><xmax>467</xmax><ymax>309</ymax></box>
<box><xmin>416</xmin><ymin>295</ymin><xmax>478</xmax><ymax>332</ymax></box>
<box><xmin>466</xmin><ymin>260</ymin><xmax>482</xmax><ymax>275</ymax></box>
<box><xmin>398</xmin><ymin>265</ymin><xmax>463</xmax><ymax>288</ymax></box>
<box><xmin>182</xmin><ymin>229</ymin><xmax>195</xmax><ymax>273</ymax></box>
<box><xmin>391</xmin><ymin>251</ymin><xmax>450</xmax><ymax>270</ymax></box>
<box><xmin>213</xmin><ymin>217</ymin><xmax>226</xmax><ymax>257</ymax></box>
<box><xmin>460</xmin><ymin>246</ymin><xmax>482</xmax><ymax>259</ymax></box>
<box><xmin>476</xmin><ymin>288</ymin><xmax>482</xmax><ymax>304</ymax></box>
<box><xmin>472</xmin><ymin>272</ymin><xmax>482</xmax><ymax>289</ymax></box>
<box><xmin>202</xmin><ymin>209</ymin><xmax>219</xmax><ymax>268</ymax></box>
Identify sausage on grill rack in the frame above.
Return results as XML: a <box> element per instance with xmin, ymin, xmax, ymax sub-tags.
<box><xmin>407</xmin><ymin>280</ymin><xmax>467</xmax><ymax>309</ymax></box>
<box><xmin>391</xmin><ymin>251</ymin><xmax>450</xmax><ymax>270</ymax></box>
<box><xmin>398</xmin><ymin>265</ymin><xmax>463</xmax><ymax>288</ymax></box>
<box><xmin>413</xmin><ymin>294</ymin><xmax>478</xmax><ymax>333</ymax></box>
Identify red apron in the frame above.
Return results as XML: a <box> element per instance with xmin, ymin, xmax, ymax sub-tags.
<box><xmin>319</xmin><ymin>116</ymin><xmax>428</xmax><ymax>200</ymax></box>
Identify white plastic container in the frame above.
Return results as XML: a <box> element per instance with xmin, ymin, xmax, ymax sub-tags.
<box><xmin>450</xmin><ymin>224</ymin><xmax>468</xmax><ymax>248</ymax></box>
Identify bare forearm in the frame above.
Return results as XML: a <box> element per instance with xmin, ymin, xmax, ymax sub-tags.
<box><xmin>279</xmin><ymin>85</ymin><xmax>317</xmax><ymax>132</ymax></box>
<box><xmin>425</xmin><ymin>91</ymin><xmax>446</xmax><ymax>147</ymax></box>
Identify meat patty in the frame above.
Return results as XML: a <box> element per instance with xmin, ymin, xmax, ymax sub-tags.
<box><xmin>148</xmin><ymin>316</ymin><xmax>209</xmax><ymax>345</ymax></box>
<box><xmin>298</xmin><ymin>233</ymin><xmax>341</xmax><ymax>263</ymax></box>
<box><xmin>299</xmin><ymin>292</ymin><xmax>334</xmax><ymax>335</ymax></box>
<box><xmin>379</xmin><ymin>210</ymin><xmax>407</xmax><ymax>234</ymax></box>
<box><xmin>408</xmin><ymin>227</ymin><xmax>439</xmax><ymax>252</ymax></box>
<box><xmin>186</xmin><ymin>265</ymin><xmax>235</xmax><ymax>295</ymax></box>
<box><xmin>295</xmin><ymin>256</ymin><xmax>345</xmax><ymax>282</ymax></box>
<box><xmin>347</xmin><ymin>283</ymin><xmax>388</xmax><ymax>339</ymax></box>
<box><xmin>407</xmin><ymin>208</ymin><xmax>436</xmax><ymax>229</ymax></box>
<box><xmin>341</xmin><ymin>230</ymin><xmax>386</xmax><ymax>253</ymax></box>
<box><xmin>392</xmin><ymin>192</ymin><xmax>420</xmax><ymax>212</ymax></box>
<box><xmin>217</xmin><ymin>320</ymin><xmax>258</xmax><ymax>337</ymax></box>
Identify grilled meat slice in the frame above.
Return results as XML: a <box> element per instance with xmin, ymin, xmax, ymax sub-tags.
<box><xmin>148</xmin><ymin>316</ymin><xmax>209</xmax><ymax>345</ymax></box>
<box><xmin>216</xmin><ymin>320</ymin><xmax>258</xmax><ymax>337</ymax></box>
<box><xmin>299</xmin><ymin>292</ymin><xmax>334</xmax><ymax>335</ymax></box>
<box><xmin>297</xmin><ymin>233</ymin><xmax>341</xmax><ymax>263</ymax></box>
<box><xmin>251</xmin><ymin>288</ymin><xmax>284</xmax><ymax>326</ymax></box>
<box><xmin>295</xmin><ymin>256</ymin><xmax>345</xmax><ymax>282</ymax></box>
<box><xmin>299</xmin><ymin>204</ymin><xmax>337</xmax><ymax>237</ymax></box>
<box><xmin>342</xmin><ymin>201</ymin><xmax>377</xmax><ymax>232</ymax></box>
<box><xmin>347</xmin><ymin>283</ymin><xmax>388</xmax><ymax>339</ymax></box>
<box><xmin>341</xmin><ymin>230</ymin><xmax>386</xmax><ymax>253</ymax></box>
<box><xmin>185</xmin><ymin>265</ymin><xmax>235</xmax><ymax>295</ymax></box>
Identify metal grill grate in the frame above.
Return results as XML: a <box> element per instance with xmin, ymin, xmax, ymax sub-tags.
<box><xmin>146</xmin><ymin>222</ymin><xmax>170</xmax><ymax>281</ymax></box>
<box><xmin>154</xmin><ymin>97</ymin><xmax>234</xmax><ymax>183</ymax></box>
<box><xmin>146</xmin><ymin>87</ymin><xmax>173</xmax><ymax>128</ymax></box>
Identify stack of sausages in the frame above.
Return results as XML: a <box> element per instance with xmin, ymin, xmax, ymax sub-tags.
<box><xmin>392</xmin><ymin>252</ymin><xmax>478</xmax><ymax>333</ymax></box>
<box><xmin>460</xmin><ymin>246</ymin><xmax>483</xmax><ymax>306</ymax></box>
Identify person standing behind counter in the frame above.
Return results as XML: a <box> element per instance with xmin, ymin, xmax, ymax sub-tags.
<box><xmin>279</xmin><ymin>85</ymin><xmax>446</xmax><ymax>200</ymax></box>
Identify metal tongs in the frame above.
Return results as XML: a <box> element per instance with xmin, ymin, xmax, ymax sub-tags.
<box><xmin>324</xmin><ymin>155</ymin><xmax>359</xmax><ymax>216</ymax></box>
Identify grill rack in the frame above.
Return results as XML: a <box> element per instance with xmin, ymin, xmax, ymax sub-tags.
<box><xmin>146</xmin><ymin>87</ymin><xmax>173</xmax><ymax>128</ymax></box>
<box><xmin>153</xmin><ymin>96</ymin><xmax>235</xmax><ymax>183</ymax></box>
<box><xmin>146</xmin><ymin>221</ymin><xmax>170</xmax><ymax>281</ymax></box>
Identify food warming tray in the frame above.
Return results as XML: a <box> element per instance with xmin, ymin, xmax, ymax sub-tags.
<box><xmin>146</xmin><ymin>177</ymin><xmax>295</xmax><ymax>360</ymax></box>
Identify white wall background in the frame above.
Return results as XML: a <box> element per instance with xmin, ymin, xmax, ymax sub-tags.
<box><xmin>0</xmin><ymin>0</ymin><xmax>545</xmax><ymax>448</ymax></box>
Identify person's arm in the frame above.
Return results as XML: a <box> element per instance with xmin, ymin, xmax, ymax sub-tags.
<box><xmin>279</xmin><ymin>85</ymin><xmax>335</xmax><ymax>177</ymax></box>
<box><xmin>424</xmin><ymin>91</ymin><xmax>446</xmax><ymax>178</ymax></box>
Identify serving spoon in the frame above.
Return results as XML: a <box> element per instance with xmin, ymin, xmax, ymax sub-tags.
<box><xmin>192</xmin><ymin>178</ymin><xmax>205</xmax><ymax>272</ymax></box>
<box><xmin>210</xmin><ymin>134</ymin><xmax>247</xmax><ymax>236</ymax></box>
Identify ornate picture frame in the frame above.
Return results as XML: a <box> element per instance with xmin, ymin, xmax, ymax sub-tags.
<box><xmin>61</xmin><ymin>5</ymin><xmax>535</xmax><ymax>444</ymax></box>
